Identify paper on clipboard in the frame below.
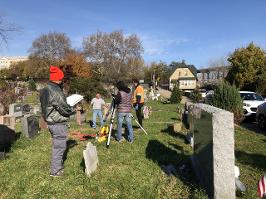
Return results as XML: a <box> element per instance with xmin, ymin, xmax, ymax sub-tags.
<box><xmin>67</xmin><ymin>94</ymin><xmax>84</xmax><ymax>107</ymax></box>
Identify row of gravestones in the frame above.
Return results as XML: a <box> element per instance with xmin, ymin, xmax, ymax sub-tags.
<box><xmin>0</xmin><ymin>103</ymin><xmax>41</xmax><ymax>159</ymax></box>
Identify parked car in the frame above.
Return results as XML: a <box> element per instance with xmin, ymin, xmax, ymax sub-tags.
<box><xmin>199</xmin><ymin>89</ymin><xmax>207</xmax><ymax>98</ymax></box>
<box><xmin>204</xmin><ymin>90</ymin><xmax>214</xmax><ymax>104</ymax></box>
<box><xmin>239</xmin><ymin>91</ymin><xmax>265</xmax><ymax>117</ymax></box>
<box><xmin>256</xmin><ymin>102</ymin><xmax>266</xmax><ymax>129</ymax></box>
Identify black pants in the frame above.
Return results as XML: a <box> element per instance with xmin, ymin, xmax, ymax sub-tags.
<box><xmin>135</xmin><ymin>104</ymin><xmax>143</xmax><ymax>127</ymax></box>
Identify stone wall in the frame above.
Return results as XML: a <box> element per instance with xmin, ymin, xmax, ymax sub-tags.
<box><xmin>189</xmin><ymin>103</ymin><xmax>235</xmax><ymax>199</ymax></box>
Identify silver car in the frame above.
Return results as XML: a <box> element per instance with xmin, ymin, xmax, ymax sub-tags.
<box><xmin>256</xmin><ymin>102</ymin><xmax>266</xmax><ymax>129</ymax></box>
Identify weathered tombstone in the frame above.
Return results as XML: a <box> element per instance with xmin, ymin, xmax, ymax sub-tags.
<box><xmin>143</xmin><ymin>106</ymin><xmax>150</xmax><ymax>119</ymax></box>
<box><xmin>103</xmin><ymin>103</ymin><xmax>111</xmax><ymax>120</ymax></box>
<box><xmin>33</xmin><ymin>105</ymin><xmax>41</xmax><ymax>115</ymax></box>
<box><xmin>189</xmin><ymin>103</ymin><xmax>235</xmax><ymax>199</ymax></box>
<box><xmin>173</xmin><ymin>122</ymin><xmax>182</xmax><ymax>132</ymax></box>
<box><xmin>0</xmin><ymin>115</ymin><xmax>16</xmax><ymax>130</ymax></box>
<box><xmin>9</xmin><ymin>103</ymin><xmax>23</xmax><ymax>118</ymax></box>
<box><xmin>21</xmin><ymin>115</ymin><xmax>39</xmax><ymax>138</ymax></box>
<box><xmin>83</xmin><ymin>142</ymin><xmax>98</xmax><ymax>177</ymax></box>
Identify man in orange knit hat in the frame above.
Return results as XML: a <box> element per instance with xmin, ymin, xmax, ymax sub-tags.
<box><xmin>40</xmin><ymin>65</ymin><xmax>75</xmax><ymax>177</ymax></box>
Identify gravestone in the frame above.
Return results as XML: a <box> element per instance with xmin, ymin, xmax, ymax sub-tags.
<box><xmin>21</xmin><ymin>115</ymin><xmax>39</xmax><ymax>138</ymax></box>
<box><xmin>173</xmin><ymin>122</ymin><xmax>182</xmax><ymax>132</ymax></box>
<box><xmin>0</xmin><ymin>115</ymin><xmax>16</xmax><ymax>130</ymax></box>
<box><xmin>189</xmin><ymin>103</ymin><xmax>235</xmax><ymax>199</ymax></box>
<box><xmin>33</xmin><ymin>105</ymin><xmax>41</xmax><ymax>115</ymax></box>
<box><xmin>83</xmin><ymin>142</ymin><xmax>98</xmax><ymax>177</ymax></box>
<box><xmin>103</xmin><ymin>103</ymin><xmax>112</xmax><ymax>118</ymax></box>
<box><xmin>9</xmin><ymin>103</ymin><xmax>23</xmax><ymax>118</ymax></box>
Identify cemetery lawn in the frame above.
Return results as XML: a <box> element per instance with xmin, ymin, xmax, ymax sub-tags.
<box><xmin>235</xmin><ymin>125</ymin><xmax>266</xmax><ymax>199</ymax></box>
<box><xmin>1</xmin><ymin>100</ymin><xmax>266</xmax><ymax>199</ymax></box>
<box><xmin>0</xmin><ymin>101</ymin><xmax>207</xmax><ymax>199</ymax></box>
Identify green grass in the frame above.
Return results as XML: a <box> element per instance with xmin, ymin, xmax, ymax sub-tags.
<box><xmin>0</xmin><ymin>101</ymin><xmax>207</xmax><ymax>199</ymax></box>
<box><xmin>23</xmin><ymin>91</ymin><xmax>40</xmax><ymax>104</ymax></box>
<box><xmin>235</xmin><ymin>125</ymin><xmax>266</xmax><ymax>198</ymax></box>
<box><xmin>2</xmin><ymin>98</ymin><xmax>266</xmax><ymax>199</ymax></box>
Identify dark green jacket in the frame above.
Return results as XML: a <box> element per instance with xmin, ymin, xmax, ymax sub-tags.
<box><xmin>40</xmin><ymin>81</ymin><xmax>75</xmax><ymax>124</ymax></box>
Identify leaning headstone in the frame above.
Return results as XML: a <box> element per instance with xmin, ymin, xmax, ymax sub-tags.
<box><xmin>21</xmin><ymin>115</ymin><xmax>39</xmax><ymax>138</ymax></box>
<box><xmin>9</xmin><ymin>103</ymin><xmax>23</xmax><ymax>118</ymax></box>
<box><xmin>189</xmin><ymin>103</ymin><xmax>235</xmax><ymax>199</ymax></box>
<box><xmin>83</xmin><ymin>142</ymin><xmax>98</xmax><ymax>177</ymax></box>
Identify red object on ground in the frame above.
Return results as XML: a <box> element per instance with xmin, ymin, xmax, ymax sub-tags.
<box><xmin>69</xmin><ymin>132</ymin><xmax>96</xmax><ymax>141</ymax></box>
<box><xmin>258</xmin><ymin>174</ymin><xmax>266</xmax><ymax>198</ymax></box>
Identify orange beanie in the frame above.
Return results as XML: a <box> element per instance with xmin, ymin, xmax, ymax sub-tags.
<box><xmin>50</xmin><ymin>65</ymin><xmax>64</xmax><ymax>81</ymax></box>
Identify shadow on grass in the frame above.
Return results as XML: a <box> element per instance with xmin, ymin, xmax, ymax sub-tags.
<box><xmin>80</xmin><ymin>158</ymin><xmax>85</xmax><ymax>172</ymax></box>
<box><xmin>146</xmin><ymin>140</ymin><xmax>204</xmax><ymax>198</ymax></box>
<box><xmin>240</xmin><ymin>121</ymin><xmax>266</xmax><ymax>136</ymax></box>
<box><xmin>0</xmin><ymin>124</ymin><xmax>20</xmax><ymax>153</ymax></box>
<box><xmin>63</xmin><ymin>139</ymin><xmax>78</xmax><ymax>163</ymax></box>
<box><xmin>161</xmin><ymin>125</ymin><xmax>187</xmax><ymax>141</ymax></box>
<box><xmin>235</xmin><ymin>150</ymin><xmax>266</xmax><ymax>171</ymax></box>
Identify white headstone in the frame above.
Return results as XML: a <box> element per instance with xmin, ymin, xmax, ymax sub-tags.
<box><xmin>83</xmin><ymin>142</ymin><xmax>98</xmax><ymax>177</ymax></box>
<box><xmin>9</xmin><ymin>103</ymin><xmax>23</xmax><ymax>117</ymax></box>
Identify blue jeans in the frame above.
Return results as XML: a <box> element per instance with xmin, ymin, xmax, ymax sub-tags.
<box><xmin>92</xmin><ymin>109</ymin><xmax>103</xmax><ymax>128</ymax></box>
<box><xmin>117</xmin><ymin>112</ymin><xmax>133</xmax><ymax>142</ymax></box>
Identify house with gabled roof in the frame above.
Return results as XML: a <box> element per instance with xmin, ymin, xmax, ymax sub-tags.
<box><xmin>169</xmin><ymin>61</ymin><xmax>197</xmax><ymax>91</ymax></box>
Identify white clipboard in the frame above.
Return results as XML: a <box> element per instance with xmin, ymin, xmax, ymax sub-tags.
<box><xmin>66</xmin><ymin>94</ymin><xmax>84</xmax><ymax>107</ymax></box>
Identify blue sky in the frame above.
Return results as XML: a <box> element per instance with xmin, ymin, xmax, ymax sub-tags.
<box><xmin>0</xmin><ymin>0</ymin><xmax>266</xmax><ymax>68</ymax></box>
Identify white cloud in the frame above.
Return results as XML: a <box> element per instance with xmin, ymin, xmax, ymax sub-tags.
<box><xmin>138</xmin><ymin>33</ymin><xmax>189</xmax><ymax>56</ymax></box>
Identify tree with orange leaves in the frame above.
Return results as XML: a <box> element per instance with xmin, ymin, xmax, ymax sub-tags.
<box><xmin>64</xmin><ymin>50</ymin><xmax>91</xmax><ymax>78</ymax></box>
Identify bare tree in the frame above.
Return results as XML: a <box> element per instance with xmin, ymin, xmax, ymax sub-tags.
<box><xmin>208</xmin><ymin>57</ymin><xmax>229</xmax><ymax>68</ymax></box>
<box><xmin>29</xmin><ymin>31</ymin><xmax>71</xmax><ymax>64</ymax></box>
<box><xmin>82</xmin><ymin>30</ymin><xmax>144</xmax><ymax>82</ymax></box>
<box><xmin>0</xmin><ymin>15</ymin><xmax>19</xmax><ymax>46</ymax></box>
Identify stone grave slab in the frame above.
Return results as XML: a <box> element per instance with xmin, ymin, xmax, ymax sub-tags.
<box><xmin>9</xmin><ymin>103</ymin><xmax>23</xmax><ymax>118</ymax></box>
<box><xmin>21</xmin><ymin>115</ymin><xmax>40</xmax><ymax>138</ymax></box>
<box><xmin>189</xmin><ymin>103</ymin><xmax>235</xmax><ymax>199</ymax></box>
<box><xmin>0</xmin><ymin>115</ymin><xmax>15</xmax><ymax>130</ymax></box>
<box><xmin>83</xmin><ymin>142</ymin><xmax>98</xmax><ymax>177</ymax></box>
